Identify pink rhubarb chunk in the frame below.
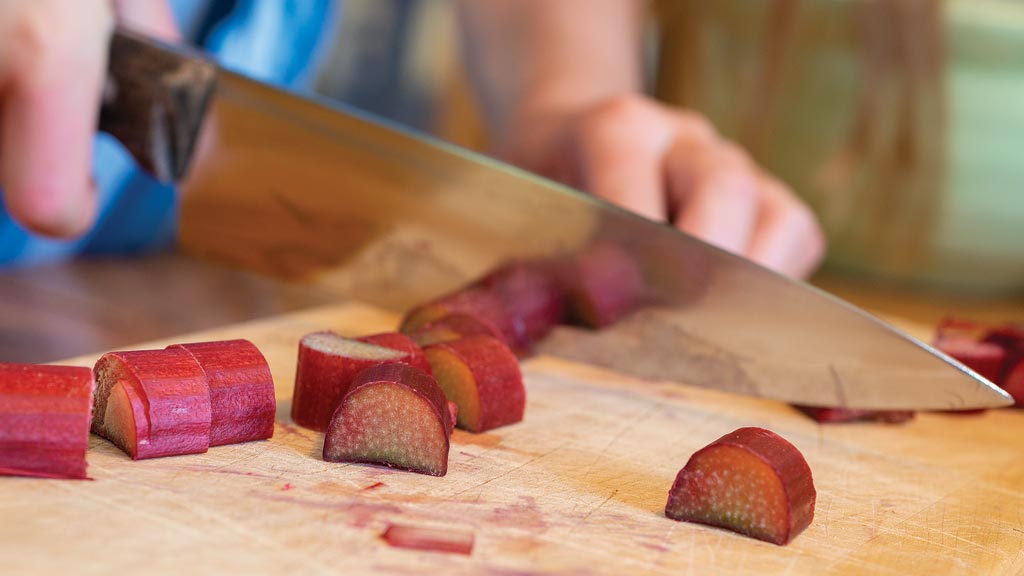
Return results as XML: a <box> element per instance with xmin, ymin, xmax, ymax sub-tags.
<box><xmin>400</xmin><ymin>288</ymin><xmax>524</xmax><ymax>350</ymax></box>
<box><xmin>168</xmin><ymin>339</ymin><xmax>276</xmax><ymax>446</ymax></box>
<box><xmin>291</xmin><ymin>331</ymin><xmax>430</xmax><ymax>432</ymax></box>
<box><xmin>381</xmin><ymin>523</ymin><xmax>474</xmax><ymax>555</ymax></box>
<box><xmin>92</xmin><ymin>349</ymin><xmax>212</xmax><ymax>460</ymax></box>
<box><xmin>424</xmin><ymin>335</ymin><xmax>525</xmax><ymax>433</ymax></box>
<box><xmin>323</xmin><ymin>364</ymin><xmax>451</xmax><ymax>476</ymax></box>
<box><xmin>665</xmin><ymin>427</ymin><xmax>816</xmax><ymax>546</ymax></box>
<box><xmin>475</xmin><ymin>260</ymin><xmax>566</xmax><ymax>349</ymax></box>
<box><xmin>0</xmin><ymin>363</ymin><xmax>95</xmax><ymax>479</ymax></box>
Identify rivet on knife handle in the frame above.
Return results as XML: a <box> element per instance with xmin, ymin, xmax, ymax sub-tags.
<box><xmin>99</xmin><ymin>29</ymin><xmax>218</xmax><ymax>183</ymax></box>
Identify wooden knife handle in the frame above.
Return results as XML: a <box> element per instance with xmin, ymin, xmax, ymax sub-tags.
<box><xmin>99</xmin><ymin>29</ymin><xmax>218</xmax><ymax>183</ymax></box>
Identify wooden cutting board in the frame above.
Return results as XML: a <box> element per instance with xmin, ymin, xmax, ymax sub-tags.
<box><xmin>3</xmin><ymin>303</ymin><xmax>1023</xmax><ymax>575</ymax></box>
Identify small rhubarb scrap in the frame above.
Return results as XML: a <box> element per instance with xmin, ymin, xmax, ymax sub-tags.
<box><xmin>93</xmin><ymin>349</ymin><xmax>212</xmax><ymax>460</ymax></box>
<box><xmin>793</xmin><ymin>406</ymin><xmax>915</xmax><ymax>424</ymax></box>
<box><xmin>424</xmin><ymin>335</ymin><xmax>525</xmax><ymax>433</ymax></box>
<box><xmin>665</xmin><ymin>427</ymin><xmax>816</xmax><ymax>546</ymax></box>
<box><xmin>0</xmin><ymin>363</ymin><xmax>95</xmax><ymax>479</ymax></box>
<box><xmin>168</xmin><ymin>339</ymin><xmax>276</xmax><ymax>446</ymax></box>
<box><xmin>933</xmin><ymin>318</ymin><xmax>1024</xmax><ymax>408</ymax></box>
<box><xmin>292</xmin><ymin>331</ymin><xmax>430</xmax><ymax>432</ymax></box>
<box><xmin>381</xmin><ymin>523</ymin><xmax>474</xmax><ymax>556</ymax></box>
<box><xmin>323</xmin><ymin>363</ymin><xmax>451</xmax><ymax>476</ymax></box>
<box><xmin>400</xmin><ymin>288</ymin><xmax>524</xmax><ymax>351</ymax></box>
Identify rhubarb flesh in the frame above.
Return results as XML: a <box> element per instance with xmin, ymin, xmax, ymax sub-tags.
<box><xmin>424</xmin><ymin>336</ymin><xmax>525</xmax><ymax>433</ymax></box>
<box><xmin>323</xmin><ymin>364</ymin><xmax>451</xmax><ymax>476</ymax></box>
<box><xmin>400</xmin><ymin>288</ymin><xmax>524</xmax><ymax>350</ymax></box>
<box><xmin>168</xmin><ymin>339</ymin><xmax>276</xmax><ymax>446</ymax></box>
<box><xmin>358</xmin><ymin>333</ymin><xmax>432</xmax><ymax>376</ymax></box>
<box><xmin>381</xmin><ymin>523</ymin><xmax>474</xmax><ymax>555</ymax></box>
<box><xmin>93</xmin><ymin>349</ymin><xmax>211</xmax><ymax>460</ymax></box>
<box><xmin>476</xmin><ymin>261</ymin><xmax>566</xmax><ymax>348</ymax></box>
<box><xmin>0</xmin><ymin>363</ymin><xmax>95</xmax><ymax>479</ymax></box>
<box><xmin>408</xmin><ymin>313</ymin><xmax>504</xmax><ymax>348</ymax></box>
<box><xmin>292</xmin><ymin>331</ymin><xmax>425</xmax><ymax>432</ymax></box>
<box><xmin>666</xmin><ymin>427</ymin><xmax>815</xmax><ymax>546</ymax></box>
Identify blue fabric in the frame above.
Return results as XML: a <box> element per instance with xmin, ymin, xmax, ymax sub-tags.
<box><xmin>0</xmin><ymin>0</ymin><xmax>338</xmax><ymax>267</ymax></box>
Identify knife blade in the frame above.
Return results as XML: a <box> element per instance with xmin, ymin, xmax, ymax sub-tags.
<box><xmin>100</xmin><ymin>30</ymin><xmax>1011</xmax><ymax>411</ymax></box>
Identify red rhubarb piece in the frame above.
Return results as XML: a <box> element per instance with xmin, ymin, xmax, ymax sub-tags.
<box><xmin>292</xmin><ymin>331</ymin><xmax>427</xmax><ymax>432</ymax></box>
<box><xmin>168</xmin><ymin>339</ymin><xmax>276</xmax><ymax>446</ymax></box>
<box><xmin>400</xmin><ymin>288</ymin><xmax>524</xmax><ymax>350</ymax></box>
<box><xmin>407</xmin><ymin>313</ymin><xmax>504</xmax><ymax>348</ymax></box>
<box><xmin>556</xmin><ymin>242</ymin><xmax>647</xmax><ymax>328</ymax></box>
<box><xmin>665</xmin><ymin>427</ymin><xmax>816</xmax><ymax>546</ymax></box>
<box><xmin>323</xmin><ymin>364</ymin><xmax>451</xmax><ymax>476</ymax></box>
<box><xmin>0</xmin><ymin>364</ymin><xmax>95</xmax><ymax>479</ymax></box>
<box><xmin>935</xmin><ymin>337</ymin><xmax>1007</xmax><ymax>384</ymax></box>
<box><xmin>476</xmin><ymin>261</ymin><xmax>566</xmax><ymax>347</ymax></box>
<box><xmin>1001</xmin><ymin>361</ymin><xmax>1024</xmax><ymax>407</ymax></box>
<box><xmin>424</xmin><ymin>335</ymin><xmax>525</xmax><ymax>433</ymax></box>
<box><xmin>381</xmin><ymin>523</ymin><xmax>474</xmax><ymax>555</ymax></box>
<box><xmin>358</xmin><ymin>332</ymin><xmax>432</xmax><ymax>376</ymax></box>
<box><xmin>793</xmin><ymin>406</ymin><xmax>915</xmax><ymax>424</ymax></box>
<box><xmin>92</xmin><ymin>349</ymin><xmax>212</xmax><ymax>460</ymax></box>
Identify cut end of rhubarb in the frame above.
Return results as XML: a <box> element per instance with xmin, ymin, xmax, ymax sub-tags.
<box><xmin>323</xmin><ymin>368</ymin><xmax>450</xmax><ymax>476</ymax></box>
<box><xmin>794</xmin><ymin>406</ymin><xmax>915</xmax><ymax>424</ymax></box>
<box><xmin>381</xmin><ymin>523</ymin><xmax>474</xmax><ymax>555</ymax></box>
<box><xmin>408</xmin><ymin>313</ymin><xmax>504</xmax><ymax>348</ymax></box>
<box><xmin>665</xmin><ymin>427</ymin><xmax>815</xmax><ymax>546</ymax></box>
<box><xmin>425</xmin><ymin>336</ymin><xmax>525</xmax><ymax>433</ymax></box>
<box><xmin>102</xmin><ymin>381</ymin><xmax>143</xmax><ymax>460</ymax></box>
<box><xmin>400</xmin><ymin>288</ymin><xmax>524</xmax><ymax>350</ymax></box>
<box><xmin>303</xmin><ymin>332</ymin><xmax>409</xmax><ymax>361</ymax></box>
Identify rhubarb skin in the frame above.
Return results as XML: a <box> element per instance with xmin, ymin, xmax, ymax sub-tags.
<box><xmin>358</xmin><ymin>333</ymin><xmax>433</xmax><ymax>376</ymax></box>
<box><xmin>982</xmin><ymin>325</ymin><xmax>1024</xmax><ymax>404</ymax></box>
<box><xmin>557</xmin><ymin>242</ymin><xmax>647</xmax><ymax>329</ymax></box>
<box><xmin>168</xmin><ymin>340</ymin><xmax>276</xmax><ymax>446</ymax></box>
<box><xmin>399</xmin><ymin>288</ymin><xmax>525</xmax><ymax>351</ymax></box>
<box><xmin>323</xmin><ymin>364</ymin><xmax>451</xmax><ymax>476</ymax></box>
<box><xmin>794</xmin><ymin>406</ymin><xmax>915</xmax><ymax>424</ymax></box>
<box><xmin>424</xmin><ymin>336</ymin><xmax>525</xmax><ymax>433</ymax></box>
<box><xmin>408</xmin><ymin>313</ymin><xmax>504</xmax><ymax>348</ymax></box>
<box><xmin>93</xmin><ymin>349</ymin><xmax>212</xmax><ymax>460</ymax></box>
<box><xmin>0</xmin><ymin>363</ymin><xmax>95</xmax><ymax>480</ymax></box>
<box><xmin>666</xmin><ymin>427</ymin><xmax>816</xmax><ymax>546</ymax></box>
<box><xmin>475</xmin><ymin>261</ymin><xmax>566</xmax><ymax>348</ymax></box>
<box><xmin>292</xmin><ymin>332</ymin><xmax>425</xmax><ymax>432</ymax></box>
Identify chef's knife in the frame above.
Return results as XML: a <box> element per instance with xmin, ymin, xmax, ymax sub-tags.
<box><xmin>99</xmin><ymin>30</ymin><xmax>1011</xmax><ymax>411</ymax></box>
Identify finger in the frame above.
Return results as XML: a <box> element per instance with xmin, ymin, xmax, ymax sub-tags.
<box><xmin>573</xmin><ymin>97</ymin><xmax>675</xmax><ymax>221</ymax></box>
<box><xmin>112</xmin><ymin>0</ymin><xmax>180</xmax><ymax>41</ymax></box>
<box><xmin>1</xmin><ymin>2</ymin><xmax>112</xmax><ymax>237</ymax></box>
<box><xmin>667</xmin><ymin>140</ymin><xmax>761</xmax><ymax>255</ymax></box>
<box><xmin>747</xmin><ymin>177</ymin><xmax>826</xmax><ymax>278</ymax></box>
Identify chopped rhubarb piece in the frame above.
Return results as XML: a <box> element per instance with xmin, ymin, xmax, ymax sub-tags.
<box><xmin>0</xmin><ymin>364</ymin><xmax>95</xmax><ymax>479</ymax></box>
<box><xmin>400</xmin><ymin>288</ymin><xmax>524</xmax><ymax>350</ymax></box>
<box><xmin>982</xmin><ymin>325</ymin><xmax>1024</xmax><ymax>387</ymax></box>
<box><xmin>357</xmin><ymin>333</ymin><xmax>432</xmax><ymax>376</ymax></box>
<box><xmin>424</xmin><ymin>336</ymin><xmax>525</xmax><ymax>433</ymax></box>
<box><xmin>666</xmin><ymin>427</ymin><xmax>815</xmax><ymax>545</ymax></box>
<box><xmin>934</xmin><ymin>337</ymin><xmax>1007</xmax><ymax>384</ymax></box>
<box><xmin>794</xmin><ymin>406</ymin><xmax>915</xmax><ymax>424</ymax></box>
<box><xmin>557</xmin><ymin>242</ymin><xmax>647</xmax><ymax>328</ymax></box>
<box><xmin>381</xmin><ymin>523</ymin><xmax>474</xmax><ymax>555</ymax></box>
<box><xmin>93</xmin><ymin>349</ymin><xmax>212</xmax><ymax>460</ymax></box>
<box><xmin>168</xmin><ymin>339</ymin><xmax>276</xmax><ymax>446</ymax></box>
<box><xmin>407</xmin><ymin>313</ymin><xmax>504</xmax><ymax>348</ymax></box>
<box><xmin>292</xmin><ymin>331</ymin><xmax>429</xmax><ymax>432</ymax></box>
<box><xmin>476</xmin><ymin>261</ymin><xmax>566</xmax><ymax>347</ymax></box>
<box><xmin>323</xmin><ymin>364</ymin><xmax>451</xmax><ymax>476</ymax></box>
<box><xmin>1002</xmin><ymin>361</ymin><xmax>1024</xmax><ymax>407</ymax></box>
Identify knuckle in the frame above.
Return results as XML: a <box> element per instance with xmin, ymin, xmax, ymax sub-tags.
<box><xmin>677</xmin><ymin>110</ymin><xmax>716</xmax><ymax>141</ymax></box>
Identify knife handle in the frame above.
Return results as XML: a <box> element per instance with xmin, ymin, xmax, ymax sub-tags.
<box><xmin>99</xmin><ymin>29</ymin><xmax>218</xmax><ymax>183</ymax></box>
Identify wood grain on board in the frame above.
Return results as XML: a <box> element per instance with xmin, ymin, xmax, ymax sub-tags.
<box><xmin>2</xmin><ymin>302</ymin><xmax>1023</xmax><ymax>575</ymax></box>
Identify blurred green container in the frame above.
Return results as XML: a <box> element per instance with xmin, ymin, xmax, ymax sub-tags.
<box><xmin>656</xmin><ymin>0</ymin><xmax>1024</xmax><ymax>293</ymax></box>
